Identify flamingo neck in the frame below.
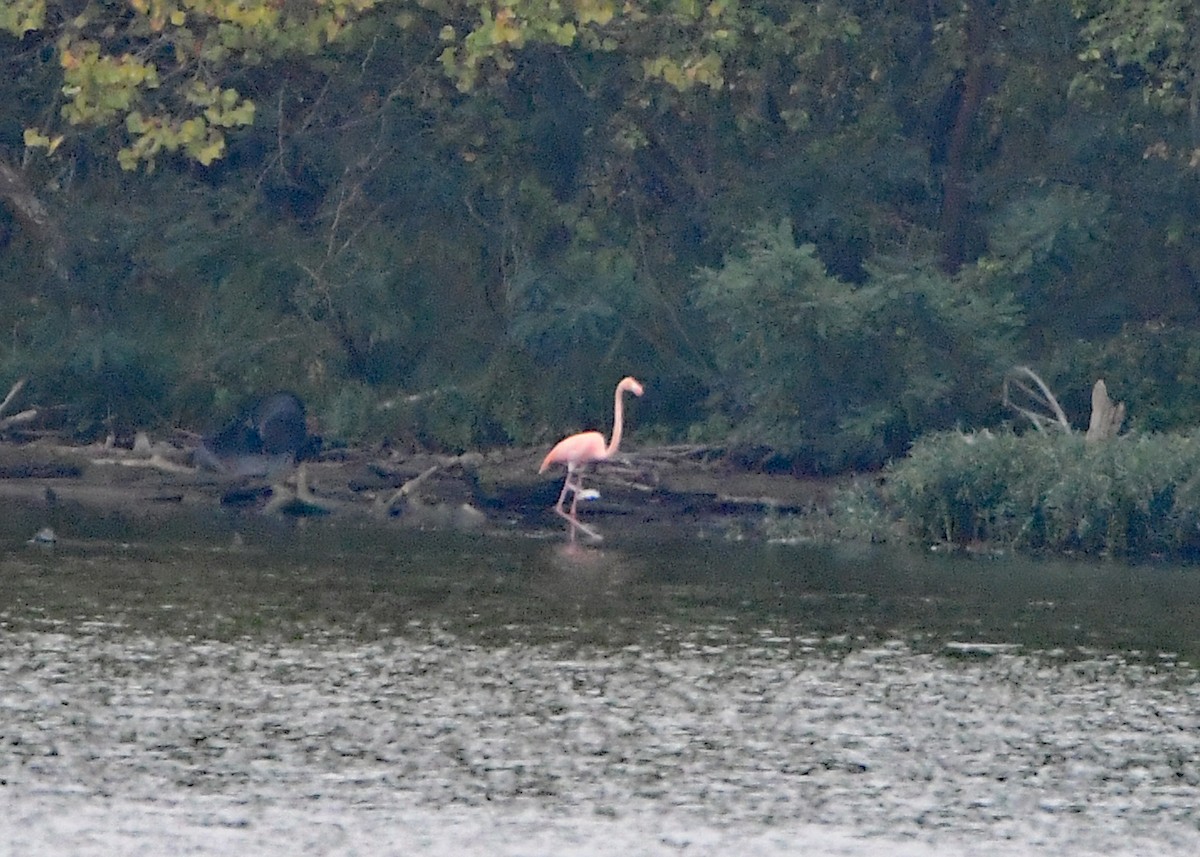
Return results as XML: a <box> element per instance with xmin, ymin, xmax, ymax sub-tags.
<box><xmin>605</xmin><ymin>385</ymin><xmax>628</xmax><ymax>459</ymax></box>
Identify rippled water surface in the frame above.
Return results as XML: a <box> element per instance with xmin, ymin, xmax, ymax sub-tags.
<box><xmin>2</xmin><ymin>519</ymin><xmax>1199</xmax><ymax>855</ymax></box>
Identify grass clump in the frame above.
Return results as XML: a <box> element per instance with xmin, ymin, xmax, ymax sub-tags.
<box><xmin>764</xmin><ymin>481</ymin><xmax>903</xmax><ymax>545</ymax></box>
<box><xmin>885</xmin><ymin>429</ymin><xmax>1200</xmax><ymax>559</ymax></box>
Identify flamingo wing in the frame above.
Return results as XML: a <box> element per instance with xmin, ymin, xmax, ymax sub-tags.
<box><xmin>539</xmin><ymin>431</ymin><xmax>607</xmax><ymax>473</ymax></box>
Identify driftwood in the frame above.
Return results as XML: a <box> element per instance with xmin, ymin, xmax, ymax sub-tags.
<box><xmin>379</xmin><ymin>463</ymin><xmax>440</xmax><ymax>514</ymax></box>
<box><xmin>376</xmin><ymin>461</ymin><xmax>486</xmax><ymax>530</ymax></box>
<box><xmin>1004</xmin><ymin>366</ymin><xmax>1125</xmax><ymax>442</ymax></box>
<box><xmin>0</xmin><ymin>378</ymin><xmax>38</xmax><ymax>431</ymax></box>
<box><xmin>1084</xmin><ymin>379</ymin><xmax>1125</xmax><ymax>443</ymax></box>
<box><xmin>262</xmin><ymin>462</ymin><xmax>333</xmax><ymax>515</ymax></box>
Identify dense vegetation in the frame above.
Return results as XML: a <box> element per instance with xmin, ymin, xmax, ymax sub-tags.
<box><xmin>886</xmin><ymin>430</ymin><xmax>1200</xmax><ymax>561</ymax></box>
<box><xmin>2</xmin><ymin>1</ymin><xmax>1199</xmax><ymax>469</ymax></box>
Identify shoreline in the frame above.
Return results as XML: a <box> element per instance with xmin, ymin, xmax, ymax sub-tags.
<box><xmin>0</xmin><ymin>439</ymin><xmax>848</xmax><ymax>547</ymax></box>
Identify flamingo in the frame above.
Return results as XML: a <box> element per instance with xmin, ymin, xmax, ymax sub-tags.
<box><xmin>539</xmin><ymin>376</ymin><xmax>644</xmax><ymax>542</ymax></box>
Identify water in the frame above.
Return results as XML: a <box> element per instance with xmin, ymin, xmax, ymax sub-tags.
<box><xmin>2</xmin><ymin>520</ymin><xmax>1199</xmax><ymax>855</ymax></box>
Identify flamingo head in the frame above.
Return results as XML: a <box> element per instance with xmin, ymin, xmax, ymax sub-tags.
<box><xmin>619</xmin><ymin>377</ymin><xmax>645</xmax><ymax>397</ymax></box>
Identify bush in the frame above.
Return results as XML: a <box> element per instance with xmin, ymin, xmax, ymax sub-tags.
<box><xmin>694</xmin><ymin>220</ymin><xmax>1022</xmax><ymax>472</ymax></box>
<box><xmin>885</xmin><ymin>429</ymin><xmax>1200</xmax><ymax>559</ymax></box>
<box><xmin>764</xmin><ymin>481</ymin><xmax>903</xmax><ymax>545</ymax></box>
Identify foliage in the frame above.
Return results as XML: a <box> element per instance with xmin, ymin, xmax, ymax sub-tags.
<box><xmin>3</xmin><ymin>1</ymin><xmax>1200</xmax><ymax>463</ymax></box>
<box><xmin>0</xmin><ymin>316</ymin><xmax>178</xmax><ymax>436</ymax></box>
<box><xmin>437</xmin><ymin>0</ymin><xmax>860</xmax><ymax>103</ymax></box>
<box><xmin>502</xmin><ymin>241</ymin><xmax>703</xmax><ymax>428</ymax></box>
<box><xmin>6</xmin><ymin>0</ymin><xmax>379</xmax><ymax>170</ymax></box>
<box><xmin>764</xmin><ymin>481</ymin><xmax>902</xmax><ymax>546</ymax></box>
<box><xmin>694</xmin><ymin>220</ymin><xmax>1022</xmax><ymax>472</ymax></box>
<box><xmin>886</xmin><ymin>430</ymin><xmax>1200</xmax><ymax>559</ymax></box>
<box><xmin>1071</xmin><ymin>0</ymin><xmax>1200</xmax><ymax>166</ymax></box>
<box><xmin>975</xmin><ymin>185</ymin><xmax>1117</xmax><ymax>340</ymax></box>
<box><xmin>1039</xmin><ymin>327</ymin><xmax>1200</xmax><ymax>434</ymax></box>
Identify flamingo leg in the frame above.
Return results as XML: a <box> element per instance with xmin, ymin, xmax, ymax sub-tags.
<box><xmin>553</xmin><ymin>471</ymin><xmax>602</xmax><ymax>542</ymax></box>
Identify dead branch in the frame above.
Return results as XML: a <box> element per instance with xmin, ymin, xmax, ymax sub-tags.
<box><xmin>1003</xmin><ymin>366</ymin><xmax>1071</xmax><ymax>433</ymax></box>
<box><xmin>0</xmin><ymin>408</ymin><xmax>38</xmax><ymax>430</ymax></box>
<box><xmin>0</xmin><ymin>378</ymin><xmax>27</xmax><ymax>418</ymax></box>
<box><xmin>0</xmin><ymin>379</ymin><xmax>37</xmax><ymax>431</ymax></box>
<box><xmin>263</xmin><ymin>462</ymin><xmax>333</xmax><ymax>515</ymax></box>
<box><xmin>380</xmin><ymin>463</ymin><xmax>440</xmax><ymax>514</ymax></box>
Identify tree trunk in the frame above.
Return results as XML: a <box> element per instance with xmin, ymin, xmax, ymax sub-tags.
<box><xmin>939</xmin><ymin>0</ymin><xmax>991</xmax><ymax>274</ymax></box>
<box><xmin>1085</xmin><ymin>379</ymin><xmax>1125</xmax><ymax>443</ymax></box>
<box><xmin>0</xmin><ymin>159</ymin><xmax>69</xmax><ymax>283</ymax></box>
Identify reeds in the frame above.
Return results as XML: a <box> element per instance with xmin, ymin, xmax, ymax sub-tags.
<box><xmin>885</xmin><ymin>430</ymin><xmax>1200</xmax><ymax>559</ymax></box>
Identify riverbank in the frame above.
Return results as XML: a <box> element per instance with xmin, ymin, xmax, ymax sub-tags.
<box><xmin>0</xmin><ymin>438</ymin><xmax>867</xmax><ymax>546</ymax></box>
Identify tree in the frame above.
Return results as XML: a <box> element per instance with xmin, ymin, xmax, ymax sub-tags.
<box><xmin>2</xmin><ymin>0</ymin><xmax>380</xmax><ymax>169</ymax></box>
<box><xmin>1072</xmin><ymin>0</ymin><xmax>1200</xmax><ymax>163</ymax></box>
<box><xmin>1</xmin><ymin>0</ymin><xmax>1199</xmax><ymax>457</ymax></box>
<box><xmin>694</xmin><ymin>220</ymin><xmax>1022</xmax><ymax>472</ymax></box>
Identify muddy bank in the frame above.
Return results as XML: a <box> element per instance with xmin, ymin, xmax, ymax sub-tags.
<box><xmin>0</xmin><ymin>439</ymin><xmax>848</xmax><ymax>544</ymax></box>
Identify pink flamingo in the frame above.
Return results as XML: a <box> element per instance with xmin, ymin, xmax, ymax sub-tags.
<box><xmin>539</xmin><ymin>376</ymin><xmax>644</xmax><ymax>542</ymax></box>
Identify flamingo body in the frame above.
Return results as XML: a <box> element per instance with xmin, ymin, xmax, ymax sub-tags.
<box><xmin>539</xmin><ymin>431</ymin><xmax>608</xmax><ymax>474</ymax></box>
<box><xmin>539</xmin><ymin>376</ymin><xmax>643</xmax><ymax>542</ymax></box>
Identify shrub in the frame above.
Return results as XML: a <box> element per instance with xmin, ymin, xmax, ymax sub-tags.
<box><xmin>885</xmin><ymin>429</ymin><xmax>1200</xmax><ymax>559</ymax></box>
<box><xmin>694</xmin><ymin>220</ymin><xmax>1022</xmax><ymax>472</ymax></box>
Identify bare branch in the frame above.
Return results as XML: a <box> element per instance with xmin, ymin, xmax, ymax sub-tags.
<box><xmin>0</xmin><ymin>378</ymin><xmax>27</xmax><ymax>418</ymax></box>
<box><xmin>1003</xmin><ymin>366</ymin><xmax>1072</xmax><ymax>433</ymax></box>
<box><xmin>380</xmin><ymin>464</ymin><xmax>440</xmax><ymax>515</ymax></box>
